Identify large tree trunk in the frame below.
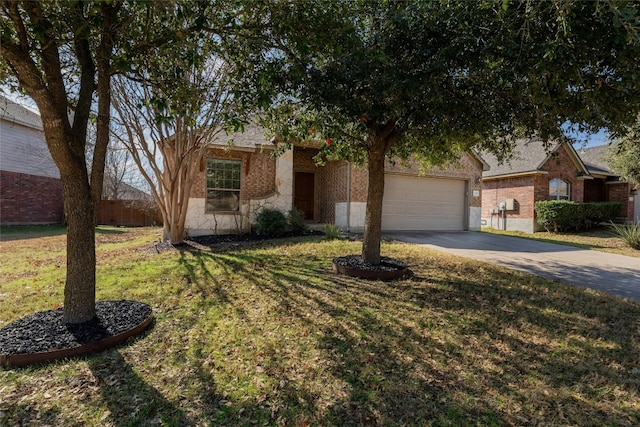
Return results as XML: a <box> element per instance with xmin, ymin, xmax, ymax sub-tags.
<box><xmin>62</xmin><ymin>178</ymin><xmax>97</xmax><ymax>324</ymax></box>
<box><xmin>361</xmin><ymin>138</ymin><xmax>387</xmax><ymax>265</ymax></box>
<box><xmin>361</xmin><ymin>121</ymin><xmax>402</xmax><ymax>265</ymax></box>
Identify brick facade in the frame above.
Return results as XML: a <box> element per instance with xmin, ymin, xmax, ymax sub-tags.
<box><xmin>1</xmin><ymin>170</ymin><xmax>64</xmax><ymax>225</ymax></box>
<box><xmin>481</xmin><ymin>143</ymin><xmax>635</xmax><ymax>232</ymax></box>
<box><xmin>539</xmin><ymin>145</ymin><xmax>585</xmax><ymax>202</ymax></box>
<box><xmin>192</xmin><ymin>147</ymin><xmax>277</xmax><ymax>202</ymax></box>
<box><xmin>482</xmin><ymin>175</ymin><xmax>536</xmax><ymax>218</ymax></box>
<box><xmin>186</xmin><ymin>142</ymin><xmax>485</xmax><ymax>234</ymax></box>
<box><xmin>608</xmin><ymin>182</ymin><xmax>633</xmax><ymax>219</ymax></box>
<box><xmin>346</xmin><ymin>153</ymin><xmax>484</xmax><ymax>206</ymax></box>
<box><xmin>291</xmin><ymin>150</ymin><xmax>484</xmax><ymax>224</ymax></box>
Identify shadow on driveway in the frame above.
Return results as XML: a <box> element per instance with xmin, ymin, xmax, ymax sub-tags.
<box><xmin>388</xmin><ymin>231</ymin><xmax>640</xmax><ymax>301</ymax></box>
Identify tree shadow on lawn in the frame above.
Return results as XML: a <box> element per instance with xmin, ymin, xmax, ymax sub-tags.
<box><xmin>87</xmin><ymin>350</ymin><xmax>194</xmax><ymax>426</ymax></box>
<box><xmin>0</xmin><ymin>225</ymin><xmax>67</xmax><ymax>241</ymax></box>
<box><xmin>169</xmin><ymin>241</ymin><xmax>640</xmax><ymax>425</ymax></box>
<box><xmin>202</xmin><ymin>246</ymin><xmax>640</xmax><ymax>425</ymax></box>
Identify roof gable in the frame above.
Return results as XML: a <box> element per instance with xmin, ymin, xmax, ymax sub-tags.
<box><xmin>482</xmin><ymin>138</ymin><xmax>590</xmax><ymax>179</ymax></box>
<box><xmin>576</xmin><ymin>144</ymin><xmax>616</xmax><ymax>176</ymax></box>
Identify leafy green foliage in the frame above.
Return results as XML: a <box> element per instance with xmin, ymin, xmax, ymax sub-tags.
<box><xmin>322</xmin><ymin>223</ymin><xmax>342</xmax><ymax>240</ymax></box>
<box><xmin>609</xmin><ymin>221</ymin><xmax>640</xmax><ymax>250</ymax></box>
<box><xmin>535</xmin><ymin>201</ymin><xmax>623</xmax><ymax>232</ymax></box>
<box><xmin>230</xmin><ymin>0</ymin><xmax>640</xmax><ymax>263</ymax></box>
<box><xmin>607</xmin><ymin>115</ymin><xmax>640</xmax><ymax>186</ymax></box>
<box><xmin>255</xmin><ymin>208</ymin><xmax>288</xmax><ymax>237</ymax></box>
<box><xmin>287</xmin><ymin>208</ymin><xmax>308</xmax><ymax>236</ymax></box>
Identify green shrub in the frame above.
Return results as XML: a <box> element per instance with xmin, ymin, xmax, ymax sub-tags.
<box><xmin>323</xmin><ymin>223</ymin><xmax>342</xmax><ymax>240</ymax></box>
<box><xmin>287</xmin><ymin>208</ymin><xmax>308</xmax><ymax>236</ymax></box>
<box><xmin>609</xmin><ymin>221</ymin><xmax>640</xmax><ymax>250</ymax></box>
<box><xmin>255</xmin><ymin>208</ymin><xmax>288</xmax><ymax>237</ymax></box>
<box><xmin>535</xmin><ymin>201</ymin><xmax>623</xmax><ymax>232</ymax></box>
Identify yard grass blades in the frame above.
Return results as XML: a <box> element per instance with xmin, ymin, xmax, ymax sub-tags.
<box><xmin>1</xmin><ymin>227</ymin><xmax>639</xmax><ymax>426</ymax></box>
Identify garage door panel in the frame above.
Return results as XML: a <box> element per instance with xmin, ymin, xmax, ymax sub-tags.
<box><xmin>382</xmin><ymin>175</ymin><xmax>465</xmax><ymax>231</ymax></box>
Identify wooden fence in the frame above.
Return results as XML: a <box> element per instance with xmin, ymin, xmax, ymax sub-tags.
<box><xmin>97</xmin><ymin>200</ymin><xmax>161</xmax><ymax>227</ymax></box>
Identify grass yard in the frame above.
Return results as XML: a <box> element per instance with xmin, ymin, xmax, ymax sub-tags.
<box><xmin>482</xmin><ymin>226</ymin><xmax>640</xmax><ymax>258</ymax></box>
<box><xmin>1</xmin><ymin>226</ymin><xmax>639</xmax><ymax>426</ymax></box>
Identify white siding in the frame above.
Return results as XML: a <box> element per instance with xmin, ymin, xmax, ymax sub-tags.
<box><xmin>0</xmin><ymin>120</ymin><xmax>60</xmax><ymax>179</ymax></box>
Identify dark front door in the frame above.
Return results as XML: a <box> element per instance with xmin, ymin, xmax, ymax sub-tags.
<box><xmin>294</xmin><ymin>172</ymin><xmax>315</xmax><ymax>220</ymax></box>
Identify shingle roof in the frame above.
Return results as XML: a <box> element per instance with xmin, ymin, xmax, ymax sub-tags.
<box><xmin>576</xmin><ymin>144</ymin><xmax>615</xmax><ymax>176</ymax></box>
<box><xmin>211</xmin><ymin>119</ymin><xmax>273</xmax><ymax>149</ymax></box>
<box><xmin>0</xmin><ymin>95</ymin><xmax>43</xmax><ymax>130</ymax></box>
<box><xmin>482</xmin><ymin>137</ymin><xmax>566</xmax><ymax>178</ymax></box>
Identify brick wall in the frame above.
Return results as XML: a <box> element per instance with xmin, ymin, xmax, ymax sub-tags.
<box><xmin>319</xmin><ymin>160</ymin><xmax>349</xmax><ymax>223</ymax></box>
<box><xmin>539</xmin><ymin>145</ymin><xmax>585</xmax><ymax>202</ymax></box>
<box><xmin>607</xmin><ymin>182</ymin><xmax>632</xmax><ymax>220</ymax></box>
<box><xmin>192</xmin><ymin>148</ymin><xmax>277</xmax><ymax>200</ymax></box>
<box><xmin>1</xmin><ymin>170</ymin><xmax>64</xmax><ymax>225</ymax></box>
<box><xmin>482</xmin><ymin>176</ymin><xmax>536</xmax><ymax>218</ymax></box>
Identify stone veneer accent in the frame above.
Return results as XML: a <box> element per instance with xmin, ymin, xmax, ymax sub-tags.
<box><xmin>185</xmin><ymin>146</ymin><xmax>292</xmax><ymax>236</ymax></box>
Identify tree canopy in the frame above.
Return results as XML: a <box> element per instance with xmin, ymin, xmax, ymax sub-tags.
<box><xmin>607</xmin><ymin>114</ymin><xmax>640</xmax><ymax>186</ymax></box>
<box><xmin>231</xmin><ymin>0</ymin><xmax>640</xmax><ymax>263</ymax></box>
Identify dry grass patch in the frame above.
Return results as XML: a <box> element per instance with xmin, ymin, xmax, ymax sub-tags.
<box><xmin>1</xmin><ymin>227</ymin><xmax>639</xmax><ymax>426</ymax></box>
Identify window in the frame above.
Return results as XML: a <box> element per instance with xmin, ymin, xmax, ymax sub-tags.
<box><xmin>549</xmin><ymin>178</ymin><xmax>570</xmax><ymax>200</ymax></box>
<box><xmin>206</xmin><ymin>159</ymin><xmax>241</xmax><ymax>212</ymax></box>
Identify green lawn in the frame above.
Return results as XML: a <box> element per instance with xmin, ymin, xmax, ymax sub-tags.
<box><xmin>482</xmin><ymin>226</ymin><xmax>640</xmax><ymax>258</ymax></box>
<box><xmin>1</xmin><ymin>227</ymin><xmax>639</xmax><ymax>426</ymax></box>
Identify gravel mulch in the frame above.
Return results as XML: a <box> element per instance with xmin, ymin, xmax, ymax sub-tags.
<box><xmin>0</xmin><ymin>300</ymin><xmax>152</xmax><ymax>356</ymax></box>
<box><xmin>333</xmin><ymin>254</ymin><xmax>408</xmax><ymax>272</ymax></box>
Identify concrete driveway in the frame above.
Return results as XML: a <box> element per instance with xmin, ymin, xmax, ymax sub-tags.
<box><xmin>388</xmin><ymin>231</ymin><xmax>640</xmax><ymax>301</ymax></box>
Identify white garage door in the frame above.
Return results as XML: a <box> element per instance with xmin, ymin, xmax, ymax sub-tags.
<box><xmin>382</xmin><ymin>175</ymin><xmax>466</xmax><ymax>231</ymax></box>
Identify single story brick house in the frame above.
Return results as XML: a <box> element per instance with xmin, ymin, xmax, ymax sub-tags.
<box><xmin>185</xmin><ymin>123</ymin><xmax>487</xmax><ymax>236</ymax></box>
<box><xmin>0</xmin><ymin>95</ymin><xmax>64</xmax><ymax>225</ymax></box>
<box><xmin>481</xmin><ymin>138</ymin><xmax>637</xmax><ymax>233</ymax></box>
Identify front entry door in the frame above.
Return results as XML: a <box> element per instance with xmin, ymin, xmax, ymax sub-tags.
<box><xmin>294</xmin><ymin>172</ymin><xmax>315</xmax><ymax>220</ymax></box>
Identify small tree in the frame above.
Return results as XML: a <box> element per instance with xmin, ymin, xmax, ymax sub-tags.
<box><xmin>103</xmin><ymin>139</ymin><xmax>139</xmax><ymax>200</ymax></box>
<box><xmin>112</xmin><ymin>54</ymin><xmax>236</xmax><ymax>244</ymax></box>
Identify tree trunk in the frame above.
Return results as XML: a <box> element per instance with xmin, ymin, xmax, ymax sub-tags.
<box><xmin>62</xmin><ymin>174</ymin><xmax>97</xmax><ymax>324</ymax></box>
<box><xmin>361</xmin><ymin>140</ymin><xmax>387</xmax><ymax>265</ymax></box>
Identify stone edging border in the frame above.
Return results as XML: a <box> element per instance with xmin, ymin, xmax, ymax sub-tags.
<box><xmin>0</xmin><ymin>310</ymin><xmax>153</xmax><ymax>368</ymax></box>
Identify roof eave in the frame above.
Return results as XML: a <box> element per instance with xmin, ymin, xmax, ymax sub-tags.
<box><xmin>482</xmin><ymin>170</ymin><xmax>548</xmax><ymax>181</ymax></box>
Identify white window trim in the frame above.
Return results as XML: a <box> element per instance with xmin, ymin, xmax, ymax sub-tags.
<box><xmin>549</xmin><ymin>178</ymin><xmax>570</xmax><ymax>201</ymax></box>
<box><xmin>206</xmin><ymin>158</ymin><xmax>242</xmax><ymax>213</ymax></box>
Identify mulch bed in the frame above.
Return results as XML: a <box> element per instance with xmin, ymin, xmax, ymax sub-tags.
<box><xmin>0</xmin><ymin>300</ymin><xmax>152</xmax><ymax>367</ymax></box>
<box><xmin>332</xmin><ymin>254</ymin><xmax>410</xmax><ymax>280</ymax></box>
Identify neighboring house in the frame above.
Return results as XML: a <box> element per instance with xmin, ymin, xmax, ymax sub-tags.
<box><xmin>185</xmin><ymin>122</ymin><xmax>487</xmax><ymax>236</ymax></box>
<box><xmin>481</xmin><ymin>138</ymin><xmax>637</xmax><ymax>233</ymax></box>
<box><xmin>0</xmin><ymin>95</ymin><xmax>64</xmax><ymax>225</ymax></box>
<box><xmin>578</xmin><ymin>144</ymin><xmax>639</xmax><ymax>224</ymax></box>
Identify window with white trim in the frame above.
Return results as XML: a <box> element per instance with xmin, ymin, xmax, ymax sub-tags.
<box><xmin>206</xmin><ymin>159</ymin><xmax>241</xmax><ymax>212</ymax></box>
<box><xmin>549</xmin><ymin>178</ymin><xmax>570</xmax><ymax>200</ymax></box>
